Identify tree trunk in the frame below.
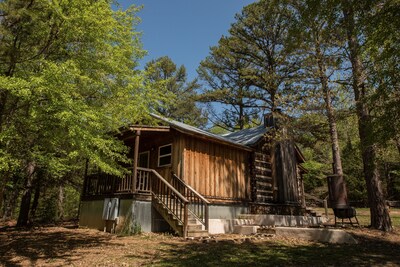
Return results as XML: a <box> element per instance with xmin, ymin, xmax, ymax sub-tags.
<box><xmin>395</xmin><ymin>137</ymin><xmax>400</xmax><ymax>158</ymax></box>
<box><xmin>315</xmin><ymin>44</ymin><xmax>343</xmax><ymax>176</ymax></box>
<box><xmin>342</xmin><ymin>3</ymin><xmax>392</xmax><ymax>231</ymax></box>
<box><xmin>29</xmin><ymin>181</ymin><xmax>41</xmax><ymax>223</ymax></box>
<box><xmin>16</xmin><ymin>161</ymin><xmax>36</xmax><ymax>227</ymax></box>
<box><xmin>239</xmin><ymin>100</ymin><xmax>244</xmax><ymax>130</ymax></box>
<box><xmin>57</xmin><ymin>185</ymin><xmax>64</xmax><ymax>221</ymax></box>
<box><xmin>0</xmin><ymin>174</ymin><xmax>6</xmax><ymax>218</ymax></box>
<box><xmin>2</xmin><ymin>183</ymin><xmax>19</xmax><ymax>220</ymax></box>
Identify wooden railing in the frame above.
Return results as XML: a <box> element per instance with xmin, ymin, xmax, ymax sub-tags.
<box><xmin>83</xmin><ymin>168</ymin><xmax>208</xmax><ymax>237</ymax></box>
<box><xmin>83</xmin><ymin>168</ymin><xmax>151</xmax><ymax>196</ymax></box>
<box><xmin>148</xmin><ymin>168</ymin><xmax>189</xmax><ymax>237</ymax></box>
<box><xmin>171</xmin><ymin>173</ymin><xmax>210</xmax><ymax>231</ymax></box>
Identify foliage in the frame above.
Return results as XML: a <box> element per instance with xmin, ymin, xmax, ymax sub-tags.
<box><xmin>197</xmin><ymin>39</ymin><xmax>262</xmax><ymax>131</ymax></box>
<box><xmin>119</xmin><ymin>209</ymin><xmax>142</xmax><ymax>236</ymax></box>
<box><xmin>145</xmin><ymin>56</ymin><xmax>207</xmax><ymax>127</ymax></box>
<box><xmin>198</xmin><ymin>0</ymin><xmax>398</xmax><ymax>230</ymax></box>
<box><xmin>0</xmin><ymin>0</ymin><xmax>162</xmax><ymax>224</ymax></box>
<box><xmin>35</xmin><ymin>188</ymin><xmax>59</xmax><ymax>223</ymax></box>
<box><xmin>365</xmin><ymin>0</ymin><xmax>400</xmax><ymax>145</ymax></box>
<box><xmin>197</xmin><ymin>0</ymin><xmax>303</xmax><ymax>132</ymax></box>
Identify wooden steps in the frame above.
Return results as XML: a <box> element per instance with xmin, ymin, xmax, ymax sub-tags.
<box><xmin>152</xmin><ymin>197</ymin><xmax>208</xmax><ymax>238</ymax></box>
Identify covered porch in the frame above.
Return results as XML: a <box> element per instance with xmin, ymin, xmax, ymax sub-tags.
<box><xmin>81</xmin><ymin>125</ymin><xmax>210</xmax><ymax>237</ymax></box>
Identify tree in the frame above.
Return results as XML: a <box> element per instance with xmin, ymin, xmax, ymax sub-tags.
<box><xmin>341</xmin><ymin>0</ymin><xmax>392</xmax><ymax>231</ymax></box>
<box><xmin>0</xmin><ymin>0</ymin><xmax>160</xmax><ymax>226</ymax></box>
<box><xmin>200</xmin><ymin>0</ymin><xmax>299</xmax><ymax>128</ymax></box>
<box><xmin>144</xmin><ymin>56</ymin><xmax>206</xmax><ymax>127</ymax></box>
<box><xmin>365</xmin><ymin>0</ymin><xmax>400</xmax><ymax>156</ymax></box>
<box><xmin>290</xmin><ymin>0</ymin><xmax>345</xmax><ymax>176</ymax></box>
<box><xmin>198</xmin><ymin>41</ymin><xmax>261</xmax><ymax>131</ymax></box>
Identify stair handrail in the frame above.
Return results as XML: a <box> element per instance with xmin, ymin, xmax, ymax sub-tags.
<box><xmin>172</xmin><ymin>173</ymin><xmax>210</xmax><ymax>231</ymax></box>
<box><xmin>172</xmin><ymin>173</ymin><xmax>210</xmax><ymax>204</ymax></box>
<box><xmin>139</xmin><ymin>167</ymin><xmax>189</xmax><ymax>237</ymax></box>
<box><xmin>138</xmin><ymin>167</ymin><xmax>189</xmax><ymax>203</ymax></box>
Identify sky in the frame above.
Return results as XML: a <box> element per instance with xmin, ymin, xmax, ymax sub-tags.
<box><xmin>120</xmin><ymin>0</ymin><xmax>255</xmax><ymax>81</ymax></box>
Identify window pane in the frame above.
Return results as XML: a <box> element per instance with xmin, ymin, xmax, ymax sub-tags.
<box><xmin>160</xmin><ymin>145</ymin><xmax>171</xmax><ymax>155</ymax></box>
<box><xmin>159</xmin><ymin>155</ymin><xmax>171</xmax><ymax>166</ymax></box>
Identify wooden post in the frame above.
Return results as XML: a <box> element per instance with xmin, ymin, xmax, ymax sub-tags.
<box><xmin>132</xmin><ymin>130</ymin><xmax>141</xmax><ymax>193</ymax></box>
<box><xmin>205</xmin><ymin>203</ymin><xmax>209</xmax><ymax>232</ymax></box>
<box><xmin>183</xmin><ymin>202</ymin><xmax>188</xmax><ymax>238</ymax></box>
<box><xmin>324</xmin><ymin>198</ymin><xmax>329</xmax><ymax>218</ymax></box>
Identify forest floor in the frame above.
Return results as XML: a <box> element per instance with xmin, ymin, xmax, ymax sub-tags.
<box><xmin>1</xmin><ymin>209</ymin><xmax>400</xmax><ymax>267</ymax></box>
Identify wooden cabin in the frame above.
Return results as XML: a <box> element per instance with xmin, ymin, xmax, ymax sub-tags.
<box><xmin>79</xmin><ymin>114</ymin><xmax>307</xmax><ymax>237</ymax></box>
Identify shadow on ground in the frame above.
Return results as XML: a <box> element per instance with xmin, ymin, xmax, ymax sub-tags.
<box><xmin>144</xmin><ymin>233</ymin><xmax>400</xmax><ymax>266</ymax></box>
<box><xmin>0</xmin><ymin>226</ymin><xmax>116</xmax><ymax>266</ymax></box>
<box><xmin>1</xmin><ymin>225</ymin><xmax>399</xmax><ymax>267</ymax></box>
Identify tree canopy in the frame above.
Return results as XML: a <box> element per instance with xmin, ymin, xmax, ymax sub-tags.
<box><xmin>0</xmin><ymin>0</ymin><xmax>161</xmax><ymax>225</ymax></box>
<box><xmin>198</xmin><ymin>0</ymin><xmax>399</xmax><ymax>231</ymax></box>
<box><xmin>144</xmin><ymin>56</ymin><xmax>207</xmax><ymax>127</ymax></box>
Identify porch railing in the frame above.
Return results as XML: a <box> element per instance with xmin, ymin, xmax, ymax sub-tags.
<box><xmin>171</xmin><ymin>173</ymin><xmax>210</xmax><ymax>231</ymax></box>
<box><xmin>83</xmin><ymin>168</ymin><xmax>151</xmax><ymax>196</ymax></box>
<box><xmin>83</xmin><ymin>167</ymin><xmax>208</xmax><ymax>237</ymax></box>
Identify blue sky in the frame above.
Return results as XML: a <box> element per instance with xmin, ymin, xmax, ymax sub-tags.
<box><xmin>120</xmin><ymin>0</ymin><xmax>255</xmax><ymax>81</ymax></box>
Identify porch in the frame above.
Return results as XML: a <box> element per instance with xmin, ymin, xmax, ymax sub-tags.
<box><xmin>81</xmin><ymin>167</ymin><xmax>210</xmax><ymax>238</ymax></box>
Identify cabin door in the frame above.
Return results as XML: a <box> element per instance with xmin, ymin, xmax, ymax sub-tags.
<box><xmin>138</xmin><ymin>151</ymin><xmax>150</xmax><ymax>168</ymax></box>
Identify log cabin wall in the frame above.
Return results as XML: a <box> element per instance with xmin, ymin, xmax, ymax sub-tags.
<box><xmin>250</xmin><ymin>138</ymin><xmax>275</xmax><ymax>203</ymax></box>
<box><xmin>181</xmin><ymin>135</ymin><xmax>251</xmax><ymax>203</ymax></box>
<box><xmin>252</xmin><ymin>151</ymin><xmax>274</xmax><ymax>203</ymax></box>
<box><xmin>250</xmin><ymin>138</ymin><xmax>303</xmax><ymax>205</ymax></box>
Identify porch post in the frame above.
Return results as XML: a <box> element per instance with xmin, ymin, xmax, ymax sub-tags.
<box><xmin>132</xmin><ymin>130</ymin><xmax>141</xmax><ymax>193</ymax></box>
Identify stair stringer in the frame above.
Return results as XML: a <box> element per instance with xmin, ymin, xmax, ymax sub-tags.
<box><xmin>152</xmin><ymin>196</ymin><xmax>185</xmax><ymax>237</ymax></box>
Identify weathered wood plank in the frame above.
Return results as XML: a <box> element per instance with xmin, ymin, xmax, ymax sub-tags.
<box><xmin>256</xmin><ymin>181</ymin><xmax>272</xmax><ymax>187</ymax></box>
<box><xmin>180</xmin><ymin>135</ymin><xmax>250</xmax><ymax>201</ymax></box>
<box><xmin>255</xmin><ymin>166</ymin><xmax>272</xmax><ymax>172</ymax></box>
<box><xmin>255</xmin><ymin>174</ymin><xmax>272</xmax><ymax>180</ymax></box>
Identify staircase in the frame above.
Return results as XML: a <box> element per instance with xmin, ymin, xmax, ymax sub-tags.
<box><xmin>152</xmin><ymin>197</ymin><xmax>208</xmax><ymax>237</ymax></box>
<box><xmin>140</xmin><ymin>168</ymin><xmax>209</xmax><ymax>238</ymax></box>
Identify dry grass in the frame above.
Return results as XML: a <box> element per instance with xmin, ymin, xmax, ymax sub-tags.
<box><xmin>1</xmin><ymin>219</ymin><xmax>400</xmax><ymax>267</ymax></box>
<box><xmin>313</xmin><ymin>207</ymin><xmax>400</xmax><ymax>227</ymax></box>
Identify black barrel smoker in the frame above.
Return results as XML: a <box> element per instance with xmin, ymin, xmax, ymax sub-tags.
<box><xmin>327</xmin><ymin>175</ymin><xmax>359</xmax><ymax>226</ymax></box>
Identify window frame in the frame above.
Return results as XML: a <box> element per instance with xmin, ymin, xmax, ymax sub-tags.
<box><xmin>158</xmin><ymin>143</ymin><xmax>172</xmax><ymax>167</ymax></box>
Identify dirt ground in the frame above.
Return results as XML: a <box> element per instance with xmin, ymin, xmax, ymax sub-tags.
<box><xmin>1</xmin><ymin>220</ymin><xmax>400</xmax><ymax>267</ymax></box>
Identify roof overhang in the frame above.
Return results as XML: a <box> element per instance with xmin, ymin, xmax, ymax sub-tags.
<box><xmin>171</xmin><ymin>124</ymin><xmax>254</xmax><ymax>152</ymax></box>
<box><xmin>295</xmin><ymin>145</ymin><xmax>306</xmax><ymax>163</ymax></box>
<box><xmin>298</xmin><ymin>164</ymin><xmax>308</xmax><ymax>174</ymax></box>
<box><xmin>129</xmin><ymin>125</ymin><xmax>170</xmax><ymax>132</ymax></box>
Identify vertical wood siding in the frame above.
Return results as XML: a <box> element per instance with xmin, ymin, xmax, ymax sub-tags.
<box><xmin>182</xmin><ymin>135</ymin><xmax>250</xmax><ymax>201</ymax></box>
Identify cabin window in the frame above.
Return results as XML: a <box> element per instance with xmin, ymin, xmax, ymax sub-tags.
<box><xmin>158</xmin><ymin>144</ymin><xmax>172</xmax><ymax>167</ymax></box>
<box><xmin>138</xmin><ymin>151</ymin><xmax>150</xmax><ymax>168</ymax></box>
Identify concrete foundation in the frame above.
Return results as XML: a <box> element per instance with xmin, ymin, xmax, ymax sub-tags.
<box><xmin>79</xmin><ymin>199</ymin><xmax>167</xmax><ymax>233</ymax></box>
<box><xmin>208</xmin><ymin>214</ymin><xmax>327</xmax><ymax>234</ymax></box>
<box><xmin>80</xmin><ymin>200</ymin><xmax>328</xmax><ymax>237</ymax></box>
<box><xmin>275</xmin><ymin>227</ymin><xmax>358</xmax><ymax>244</ymax></box>
<box><xmin>208</xmin><ymin>204</ymin><xmax>249</xmax><ymax>219</ymax></box>
<box><xmin>239</xmin><ymin>214</ymin><xmax>327</xmax><ymax>227</ymax></box>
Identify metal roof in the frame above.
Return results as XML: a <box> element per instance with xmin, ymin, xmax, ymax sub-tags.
<box><xmin>221</xmin><ymin>125</ymin><xmax>270</xmax><ymax>146</ymax></box>
<box><xmin>150</xmin><ymin>114</ymin><xmax>253</xmax><ymax>151</ymax></box>
<box><xmin>149</xmin><ymin>114</ymin><xmax>305</xmax><ymax>161</ymax></box>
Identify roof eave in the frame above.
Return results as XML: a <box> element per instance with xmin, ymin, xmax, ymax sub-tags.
<box><xmin>171</xmin><ymin>125</ymin><xmax>254</xmax><ymax>152</ymax></box>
